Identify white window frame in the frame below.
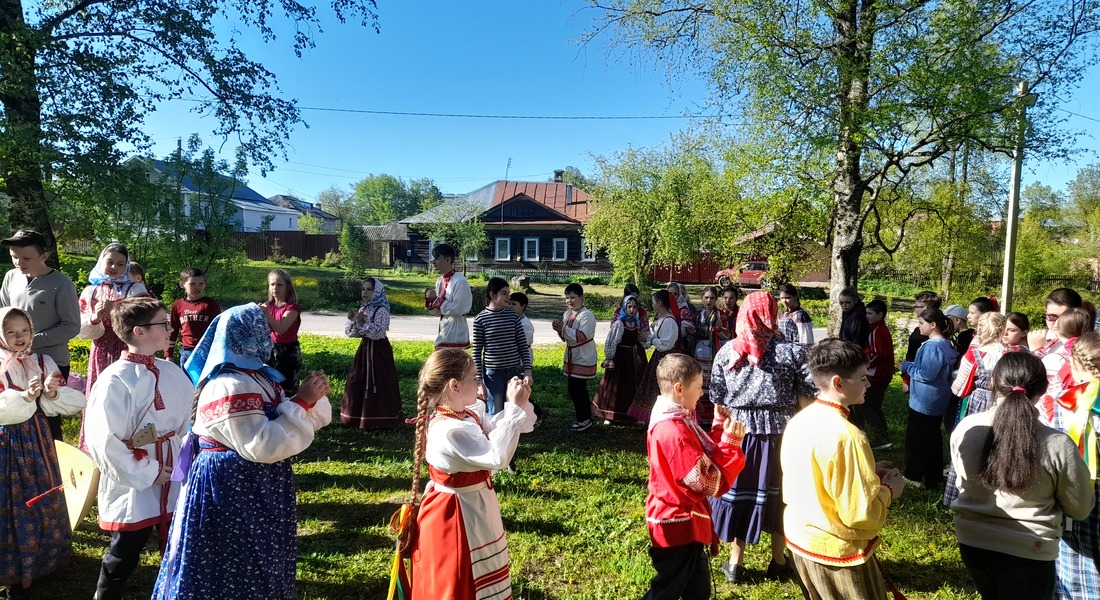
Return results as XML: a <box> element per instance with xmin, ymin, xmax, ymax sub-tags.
<box><xmin>427</xmin><ymin>238</ymin><xmax>439</xmax><ymax>258</ymax></box>
<box><xmin>523</xmin><ymin>237</ymin><xmax>539</xmax><ymax>261</ymax></box>
<box><xmin>581</xmin><ymin>236</ymin><xmax>597</xmax><ymax>262</ymax></box>
<box><xmin>495</xmin><ymin>237</ymin><xmax>511</xmax><ymax>261</ymax></box>
<box><xmin>552</xmin><ymin>238</ymin><xmax>568</xmax><ymax>261</ymax></box>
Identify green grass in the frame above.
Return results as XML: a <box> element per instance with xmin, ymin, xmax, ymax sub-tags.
<box><xmin>42</xmin><ymin>338</ymin><xmax>978</xmax><ymax>599</ymax></box>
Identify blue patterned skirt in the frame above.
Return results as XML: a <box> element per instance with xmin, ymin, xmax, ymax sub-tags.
<box><xmin>1056</xmin><ymin>478</ymin><xmax>1100</xmax><ymax>599</ymax></box>
<box><xmin>710</xmin><ymin>432</ymin><xmax>784</xmax><ymax>544</ymax></box>
<box><xmin>152</xmin><ymin>438</ymin><xmax>298</xmax><ymax>600</ymax></box>
<box><xmin>0</xmin><ymin>413</ymin><xmax>72</xmax><ymax>588</ymax></box>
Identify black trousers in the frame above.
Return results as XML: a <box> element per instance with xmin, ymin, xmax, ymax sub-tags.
<box><xmin>268</xmin><ymin>341</ymin><xmax>302</xmax><ymax>396</ymax></box>
<box><xmin>643</xmin><ymin>542</ymin><xmax>711</xmax><ymax>600</ymax></box>
<box><xmin>959</xmin><ymin>543</ymin><xmax>1055</xmax><ymax>600</ymax></box>
<box><xmin>567</xmin><ymin>376</ymin><xmax>591</xmax><ymax>422</ymax></box>
<box><xmin>96</xmin><ymin>527</ymin><xmax>160</xmax><ymax>600</ymax></box>
<box><xmin>904</xmin><ymin>408</ymin><xmax>944</xmax><ymax>487</ymax></box>
<box><xmin>850</xmin><ymin>379</ymin><xmax>890</xmax><ymax>446</ymax></box>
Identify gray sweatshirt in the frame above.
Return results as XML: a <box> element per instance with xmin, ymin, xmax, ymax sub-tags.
<box><xmin>0</xmin><ymin>268</ymin><xmax>81</xmax><ymax>366</ymax></box>
<box><xmin>951</xmin><ymin>406</ymin><xmax>1096</xmax><ymax>560</ymax></box>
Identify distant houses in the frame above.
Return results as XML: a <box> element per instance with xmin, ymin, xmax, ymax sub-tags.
<box><xmin>398</xmin><ymin>173</ymin><xmax>607</xmax><ymax>271</ymax></box>
<box><xmin>269</xmin><ymin>194</ymin><xmax>341</xmax><ymax>233</ymax></box>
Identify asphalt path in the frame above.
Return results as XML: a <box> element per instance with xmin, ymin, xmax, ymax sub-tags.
<box><xmin>301</xmin><ymin>311</ymin><xmax>827</xmax><ymax>346</ymax></box>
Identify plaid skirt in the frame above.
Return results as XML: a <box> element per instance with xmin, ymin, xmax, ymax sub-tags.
<box><xmin>710</xmin><ymin>432</ymin><xmax>784</xmax><ymax>544</ymax></box>
<box><xmin>1056</xmin><ymin>478</ymin><xmax>1100</xmax><ymax>600</ymax></box>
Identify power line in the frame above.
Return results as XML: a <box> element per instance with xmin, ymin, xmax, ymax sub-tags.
<box><xmin>294</xmin><ymin>105</ymin><xmax>709</xmax><ymax>120</ymax></box>
<box><xmin>1054</xmin><ymin>107</ymin><xmax>1100</xmax><ymax>124</ymax></box>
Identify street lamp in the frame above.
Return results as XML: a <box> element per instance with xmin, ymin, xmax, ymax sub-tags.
<box><xmin>1000</xmin><ymin>80</ymin><xmax>1039</xmax><ymax>314</ymax></box>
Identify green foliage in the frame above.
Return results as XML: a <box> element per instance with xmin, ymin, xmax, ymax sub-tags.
<box><xmin>318</xmin><ymin>278</ymin><xmax>363</xmax><ymax>306</ymax></box>
<box><xmin>339</xmin><ymin>224</ymin><xmax>374</xmax><ymax>273</ymax></box>
<box><xmin>298</xmin><ymin>213</ymin><xmax>326</xmax><ymax>234</ymax></box>
<box><xmin>412</xmin><ymin>199</ymin><xmax>489</xmax><ymax>265</ymax></box>
<box><xmin>350</xmin><ymin>174</ymin><xmax>444</xmax><ymax>225</ymax></box>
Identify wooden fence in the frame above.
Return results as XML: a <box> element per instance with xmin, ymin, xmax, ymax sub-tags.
<box><xmin>232</xmin><ymin>231</ymin><xmax>339</xmax><ymax>261</ymax></box>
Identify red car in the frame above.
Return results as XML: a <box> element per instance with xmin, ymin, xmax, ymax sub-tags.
<box><xmin>715</xmin><ymin>261</ymin><xmax>769</xmax><ymax>288</ymax></box>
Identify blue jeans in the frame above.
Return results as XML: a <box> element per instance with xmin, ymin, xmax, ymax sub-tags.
<box><xmin>179</xmin><ymin>347</ymin><xmax>193</xmax><ymax>371</ymax></box>
<box><xmin>483</xmin><ymin>367</ymin><xmax>522</xmax><ymax>416</ymax></box>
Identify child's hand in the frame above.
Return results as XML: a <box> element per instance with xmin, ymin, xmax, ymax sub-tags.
<box><xmin>347</xmin><ymin>309</ymin><xmax>357</xmax><ymax>320</ymax></box>
<box><xmin>43</xmin><ymin>374</ymin><xmax>60</xmax><ymax>399</ymax></box>
<box><xmin>523</xmin><ymin>369</ymin><xmax>533</xmax><ymax>387</ymax></box>
<box><xmin>551</xmin><ymin>319</ymin><xmax>563</xmax><ymax>332</ymax></box>
<box><xmin>153</xmin><ymin>463</ymin><xmax>173</xmax><ymax>486</ymax></box>
<box><xmin>714</xmin><ymin>405</ymin><xmax>730</xmax><ymax>421</ymax></box>
<box><xmin>477</xmin><ymin>381</ymin><xmax>488</xmax><ymax>401</ymax></box>
<box><xmin>295</xmin><ymin>371</ymin><xmax>330</xmax><ymax>405</ymax></box>
<box><xmin>602</xmin><ymin>359</ymin><xmax>615</xmax><ymax>369</ymax></box>
<box><xmin>881</xmin><ymin>469</ymin><xmax>905</xmax><ymax>499</ymax></box>
<box><xmin>723</xmin><ymin>418</ymin><xmax>746</xmax><ymax>439</ymax></box>
<box><xmin>25</xmin><ymin>375</ymin><xmax>43</xmax><ymax>401</ymax></box>
<box><xmin>424</xmin><ymin>288</ymin><xmax>437</xmax><ymax>301</ymax></box>
<box><xmin>506</xmin><ymin>376</ymin><xmax>531</xmax><ymax>409</ymax></box>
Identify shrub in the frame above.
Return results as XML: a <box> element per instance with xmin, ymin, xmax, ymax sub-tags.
<box><xmin>572</xmin><ymin>275</ymin><xmax>607</xmax><ymax>285</ymax></box>
<box><xmin>323</xmin><ymin>251</ymin><xmax>342</xmax><ymax>268</ymax></box>
<box><xmin>319</xmin><ymin>279</ymin><xmax>363</xmax><ymax>305</ymax></box>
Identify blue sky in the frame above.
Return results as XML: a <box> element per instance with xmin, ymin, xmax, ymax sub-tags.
<box><xmin>135</xmin><ymin>1</ymin><xmax>1100</xmax><ymax>203</ymax></box>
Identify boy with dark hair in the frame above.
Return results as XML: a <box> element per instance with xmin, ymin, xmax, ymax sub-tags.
<box><xmin>781</xmin><ymin>339</ymin><xmax>906</xmax><ymax>599</ymax></box>
<box><xmin>127</xmin><ymin>262</ymin><xmax>145</xmax><ymax>284</ymax></box>
<box><xmin>509</xmin><ymin>291</ymin><xmax>548</xmax><ymax>429</ymax></box>
<box><xmin>169</xmin><ymin>267</ymin><xmax>222</xmax><ymax>369</ymax></box>
<box><xmin>778</xmin><ymin>283</ymin><xmax>814</xmax><ymax>346</ymax></box>
<box><xmin>84</xmin><ymin>297</ymin><xmax>194</xmax><ymax>600</ymax></box>
<box><xmin>424</xmin><ymin>243</ymin><xmax>472</xmax><ymax>350</ymax></box>
<box><xmin>643</xmin><ymin>353</ymin><xmax>746</xmax><ymax>600</ymax></box>
<box><xmin>552</xmin><ymin>283</ymin><xmax>597</xmax><ymax>431</ymax></box>
<box><xmin>0</xmin><ymin>229</ymin><xmax>81</xmax><ymax>440</ymax></box>
<box><xmin>854</xmin><ymin>299</ymin><xmax>895</xmax><ymax>450</ymax></box>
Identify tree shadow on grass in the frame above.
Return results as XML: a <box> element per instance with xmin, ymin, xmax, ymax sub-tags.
<box><xmin>512</xmin><ymin>577</ymin><xmax>561</xmax><ymax>600</ymax></box>
<box><xmin>296</xmin><ymin>575</ymin><xmax>392</xmax><ymax>600</ymax></box>
<box><xmin>297</xmin><ymin>500</ymin><xmax>403</xmax><ymax>545</ymax></box>
<box><xmin>502</xmin><ymin>515</ymin><xmax>573</xmax><ymax>537</ymax></box>
<box><xmin>885</xmin><ymin>556</ymin><xmax>974</xmax><ymax>595</ymax></box>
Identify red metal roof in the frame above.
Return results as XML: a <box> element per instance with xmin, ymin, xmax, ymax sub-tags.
<box><xmin>491</xmin><ymin>181</ymin><xmax>591</xmax><ymax>222</ymax></box>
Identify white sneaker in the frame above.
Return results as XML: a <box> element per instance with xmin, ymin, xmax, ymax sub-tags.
<box><xmin>570</xmin><ymin>420</ymin><xmax>592</xmax><ymax>432</ymax></box>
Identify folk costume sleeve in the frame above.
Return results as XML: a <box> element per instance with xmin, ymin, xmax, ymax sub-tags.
<box><xmin>0</xmin><ymin>381</ymin><xmax>36</xmax><ymax>425</ymax></box>
<box><xmin>363</xmin><ymin>306</ymin><xmax>390</xmax><ymax>340</ymax></box>
<box><xmin>439</xmin><ymin>273</ymin><xmax>472</xmax><ymax>318</ymax></box>
<box><xmin>604</xmin><ymin>319</ymin><xmax>625</xmax><ymax>361</ymax></box>
<box><xmin>650</xmin><ymin>317</ymin><xmax>678</xmax><ymax>352</ymax></box>
<box><xmin>826</xmin><ymin>436</ymin><xmax>893</xmax><ymax>531</ymax></box>
<box><xmin>196</xmin><ymin>372</ymin><xmax>332</xmax><ymax>464</ymax></box>
<box><xmin>37</xmin><ymin>354</ymin><xmax>85</xmax><ymax>416</ymax></box>
<box><xmin>431</xmin><ymin>401</ymin><xmax>535</xmax><ymax>472</ymax></box>
<box><xmin>85</xmin><ymin>373</ymin><xmax>162</xmax><ymax>491</ymax></box>
<box><xmin>951</xmin><ymin>348</ymin><xmax>978</xmax><ymax>397</ymax></box>
<box><xmin>78</xmin><ymin>285</ymin><xmax>105</xmax><ymax>340</ymax></box>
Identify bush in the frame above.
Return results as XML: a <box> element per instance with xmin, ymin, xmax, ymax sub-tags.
<box><xmin>319</xmin><ymin>278</ymin><xmax>363</xmax><ymax>305</ymax></box>
<box><xmin>323</xmin><ymin>251</ymin><xmax>341</xmax><ymax>268</ymax></box>
<box><xmin>572</xmin><ymin>275</ymin><xmax>607</xmax><ymax>285</ymax></box>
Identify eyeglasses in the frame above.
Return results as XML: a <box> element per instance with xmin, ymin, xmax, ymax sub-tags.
<box><xmin>1045</xmin><ymin>313</ymin><xmax>1060</xmax><ymax>321</ymax></box>
<box><xmin>139</xmin><ymin>321</ymin><xmax>171</xmax><ymax>331</ymax></box>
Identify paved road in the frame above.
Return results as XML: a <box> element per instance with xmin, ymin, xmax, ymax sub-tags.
<box><xmin>302</xmin><ymin>311</ymin><xmax>827</xmax><ymax>346</ymax></box>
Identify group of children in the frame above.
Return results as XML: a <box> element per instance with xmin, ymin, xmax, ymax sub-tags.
<box><xmin>1</xmin><ymin>234</ymin><xmax>330</xmax><ymax>599</ymax></box>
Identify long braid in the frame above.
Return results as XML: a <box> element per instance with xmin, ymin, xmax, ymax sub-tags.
<box><xmin>410</xmin><ymin>387</ymin><xmax>432</xmax><ymax>504</ymax></box>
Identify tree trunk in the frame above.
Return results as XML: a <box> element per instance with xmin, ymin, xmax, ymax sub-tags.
<box><xmin>827</xmin><ymin>0</ymin><xmax>874</xmax><ymax>336</ymax></box>
<box><xmin>0</xmin><ymin>0</ymin><xmax>56</xmax><ymax>262</ymax></box>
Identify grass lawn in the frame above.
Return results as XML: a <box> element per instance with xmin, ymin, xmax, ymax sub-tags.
<box><xmin>34</xmin><ymin>336</ymin><xmax>980</xmax><ymax>599</ymax></box>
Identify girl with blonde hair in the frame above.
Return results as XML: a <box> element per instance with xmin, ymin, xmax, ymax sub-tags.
<box><xmin>410</xmin><ymin>349</ymin><xmax>535</xmax><ymax>599</ymax></box>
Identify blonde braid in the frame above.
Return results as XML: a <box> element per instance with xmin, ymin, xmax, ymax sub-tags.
<box><xmin>410</xmin><ymin>387</ymin><xmax>432</xmax><ymax>505</ymax></box>
<box><xmin>1072</xmin><ymin>333</ymin><xmax>1100</xmax><ymax>379</ymax></box>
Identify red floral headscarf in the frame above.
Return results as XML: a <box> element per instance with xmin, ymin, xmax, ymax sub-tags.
<box><xmin>730</xmin><ymin>291</ymin><xmax>778</xmax><ymax>367</ymax></box>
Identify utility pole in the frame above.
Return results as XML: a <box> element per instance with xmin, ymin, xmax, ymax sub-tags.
<box><xmin>1000</xmin><ymin>80</ymin><xmax>1038</xmax><ymax>314</ymax></box>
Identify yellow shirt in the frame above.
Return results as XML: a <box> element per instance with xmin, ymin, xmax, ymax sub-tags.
<box><xmin>780</xmin><ymin>400</ymin><xmax>893</xmax><ymax>566</ymax></box>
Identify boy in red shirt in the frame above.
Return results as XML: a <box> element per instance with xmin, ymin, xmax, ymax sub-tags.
<box><xmin>644</xmin><ymin>354</ymin><xmax>746</xmax><ymax>599</ymax></box>
<box><xmin>168</xmin><ymin>267</ymin><xmax>221</xmax><ymax>369</ymax></box>
<box><xmin>853</xmin><ymin>299</ymin><xmax>895</xmax><ymax>450</ymax></box>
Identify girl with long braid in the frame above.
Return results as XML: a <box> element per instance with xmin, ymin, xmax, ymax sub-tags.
<box><xmin>411</xmin><ymin>349</ymin><xmax>534</xmax><ymax>599</ymax></box>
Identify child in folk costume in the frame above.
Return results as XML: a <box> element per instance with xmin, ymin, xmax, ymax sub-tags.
<box><xmin>782</xmin><ymin>340</ymin><xmax>907</xmax><ymax>599</ymax></box>
<box><xmin>612</xmin><ymin>283</ymin><xmax>649</xmax><ymax>325</ymax></box>
<box><xmin>84</xmin><ymin>298</ymin><xmax>193</xmax><ymax>600</ymax></box>
<box><xmin>262</xmin><ymin>269</ymin><xmax>302</xmax><ymax>396</ymax></box>
<box><xmin>0</xmin><ymin>308</ymin><xmax>85</xmax><ymax>600</ymax></box>
<box><xmin>152</xmin><ymin>304</ymin><xmax>332</xmax><ymax>600</ymax></box>
<box><xmin>424</xmin><ymin>243</ymin><xmax>473</xmax><ymax>350</ymax></box>
<box><xmin>77</xmin><ymin>242</ymin><xmax>149</xmax><ymax>451</ymax></box>
<box><xmin>717</xmin><ymin>286</ymin><xmax>739</xmax><ymax>347</ymax></box>
<box><xmin>853</xmin><ymin>299</ymin><xmax>895</xmax><ymax>452</ymax></box>
<box><xmin>667</xmin><ymin>282</ymin><xmax>696</xmax><ymax>330</ymax></box>
<box><xmin>629</xmin><ymin>290</ymin><xmax>681</xmax><ymax>425</ymax></box>
<box><xmin>509</xmin><ymin>292</ymin><xmax>548</xmax><ymax>429</ymax></box>
<box><xmin>643</xmin><ymin>354</ymin><xmax>746</xmax><ymax>600</ymax></box>
<box><xmin>552</xmin><ymin>283</ymin><xmax>597</xmax><ymax>432</ymax></box>
<box><xmin>594</xmin><ymin>295</ymin><xmax>649</xmax><ymax>424</ymax></box>
<box><xmin>689</xmin><ymin>286</ymin><xmax>722</xmax><ymax>426</ymax></box>
<box><xmin>1049</xmin><ymin>332</ymin><xmax>1100</xmax><ymax>599</ymax></box>
<box><xmin>341</xmin><ymin>277</ymin><xmax>402</xmax><ymax>429</ymax></box>
<box><xmin>1038</xmin><ymin>308</ymin><xmax>1092</xmax><ymax>425</ymax></box>
<box><xmin>410</xmin><ymin>349</ymin><xmax>535</xmax><ymax>599</ymax></box>
<box><xmin>709</xmin><ymin>291</ymin><xmax>815</xmax><ymax>584</ymax></box>
<box><xmin>1030</xmin><ymin>288</ymin><xmax>1084</xmax><ymax>358</ymax></box>
<box><xmin>1003</xmin><ymin>312</ymin><xmax>1031</xmax><ymax>353</ymax></box>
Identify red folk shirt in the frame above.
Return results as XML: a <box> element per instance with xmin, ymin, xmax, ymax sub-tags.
<box><xmin>646</xmin><ymin>419</ymin><xmax>746</xmax><ymax>548</ymax></box>
<box><xmin>170</xmin><ymin>297</ymin><xmax>222</xmax><ymax>349</ymax></box>
<box><xmin>866</xmin><ymin>319</ymin><xmax>896</xmax><ymax>383</ymax></box>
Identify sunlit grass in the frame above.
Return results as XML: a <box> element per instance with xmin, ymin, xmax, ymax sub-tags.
<box><xmin>41</xmin><ymin>337</ymin><xmax>979</xmax><ymax>599</ymax></box>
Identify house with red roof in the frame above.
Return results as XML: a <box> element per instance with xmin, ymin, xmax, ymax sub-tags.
<box><xmin>399</xmin><ymin>171</ymin><xmax>608</xmax><ymax>271</ymax></box>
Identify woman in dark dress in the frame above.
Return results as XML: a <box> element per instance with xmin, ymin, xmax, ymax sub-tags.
<box><xmin>341</xmin><ymin>277</ymin><xmax>402</xmax><ymax>429</ymax></box>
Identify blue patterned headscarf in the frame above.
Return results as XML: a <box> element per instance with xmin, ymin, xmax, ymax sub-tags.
<box><xmin>617</xmin><ymin>295</ymin><xmax>640</xmax><ymax>325</ymax></box>
<box><xmin>184</xmin><ymin>303</ymin><xmax>284</xmax><ymax>386</ymax></box>
<box><xmin>88</xmin><ymin>242</ymin><xmax>133</xmax><ymax>293</ymax></box>
<box><xmin>364</xmin><ymin>277</ymin><xmax>390</xmax><ymax>310</ymax></box>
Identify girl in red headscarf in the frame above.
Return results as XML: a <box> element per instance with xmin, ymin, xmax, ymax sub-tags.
<box><xmin>707</xmin><ymin>291</ymin><xmax>817</xmax><ymax>584</ymax></box>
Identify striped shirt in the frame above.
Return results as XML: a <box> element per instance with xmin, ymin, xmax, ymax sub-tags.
<box><xmin>472</xmin><ymin>307</ymin><xmax>532</xmax><ymax>378</ymax></box>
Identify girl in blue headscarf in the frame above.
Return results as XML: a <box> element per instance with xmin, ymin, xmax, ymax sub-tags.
<box><xmin>152</xmin><ymin>303</ymin><xmax>331</xmax><ymax>600</ymax></box>
<box><xmin>76</xmin><ymin>242</ymin><xmax>150</xmax><ymax>451</ymax></box>
<box><xmin>341</xmin><ymin>277</ymin><xmax>403</xmax><ymax>429</ymax></box>
<box><xmin>593</xmin><ymin>295</ymin><xmax>649</xmax><ymax>423</ymax></box>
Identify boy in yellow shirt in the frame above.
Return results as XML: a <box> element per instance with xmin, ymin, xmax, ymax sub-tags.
<box><xmin>780</xmin><ymin>339</ymin><xmax>906</xmax><ymax>599</ymax></box>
